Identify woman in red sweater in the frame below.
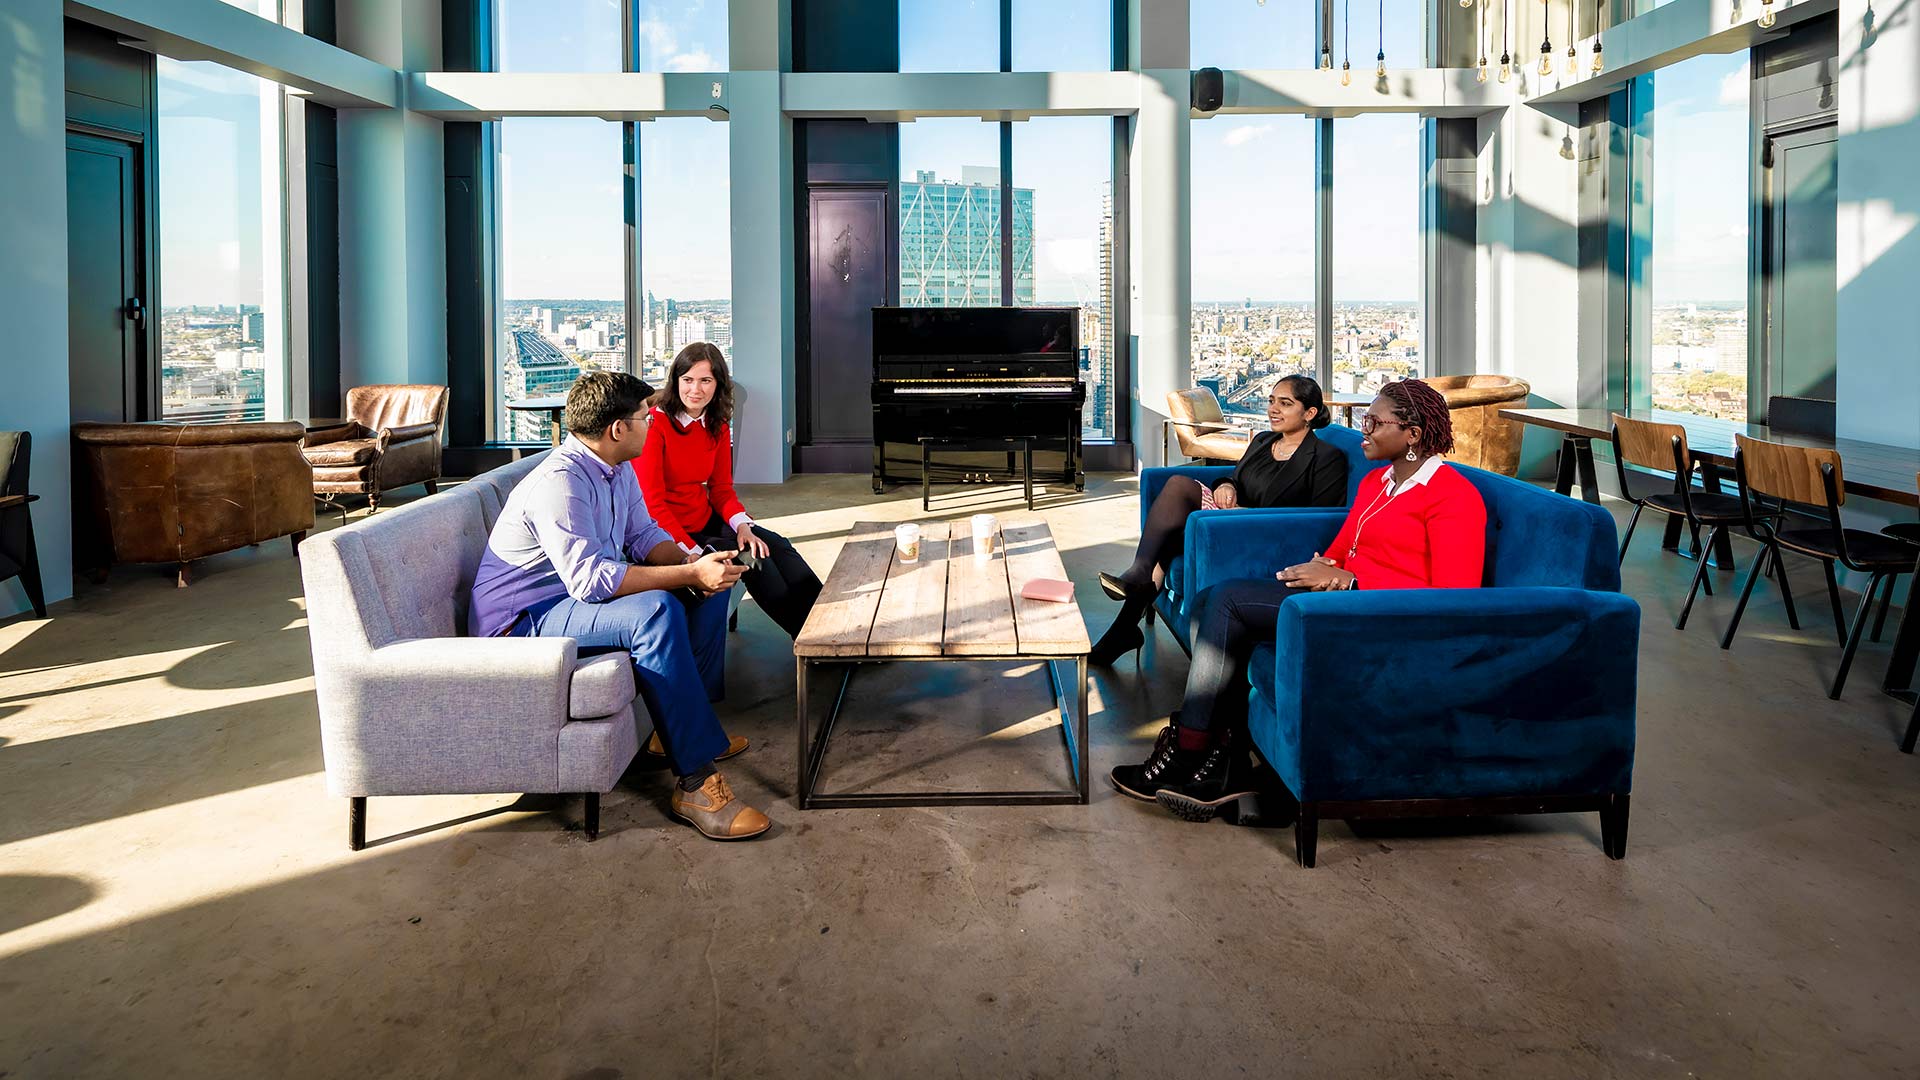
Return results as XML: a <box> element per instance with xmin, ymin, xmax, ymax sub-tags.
<box><xmin>1111</xmin><ymin>379</ymin><xmax>1488</xmax><ymax>818</ymax></box>
<box><xmin>634</xmin><ymin>343</ymin><xmax>822</xmax><ymax>639</ymax></box>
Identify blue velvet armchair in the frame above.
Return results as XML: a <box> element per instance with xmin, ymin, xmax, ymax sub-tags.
<box><xmin>1160</xmin><ymin>460</ymin><xmax>1641</xmax><ymax>867</ymax></box>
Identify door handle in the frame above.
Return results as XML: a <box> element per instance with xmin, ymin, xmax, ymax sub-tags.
<box><xmin>125</xmin><ymin>297</ymin><xmax>144</xmax><ymax>325</ymax></box>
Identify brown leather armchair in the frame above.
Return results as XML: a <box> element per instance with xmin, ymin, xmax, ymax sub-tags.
<box><xmin>1164</xmin><ymin>387</ymin><xmax>1253</xmax><ymax>464</ymax></box>
<box><xmin>303</xmin><ymin>385</ymin><xmax>449</xmax><ymax>512</ymax></box>
<box><xmin>1421</xmin><ymin>375</ymin><xmax>1533</xmax><ymax>476</ymax></box>
<box><xmin>72</xmin><ymin>421</ymin><xmax>315</xmax><ymax>587</ymax></box>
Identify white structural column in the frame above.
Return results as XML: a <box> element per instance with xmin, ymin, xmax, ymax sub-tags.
<box><xmin>729</xmin><ymin>0</ymin><xmax>795</xmax><ymax>483</ymax></box>
<box><xmin>1836</xmin><ymin>0</ymin><xmax>1920</xmax><ymax>449</ymax></box>
<box><xmin>1480</xmin><ymin>1</ymin><xmax>1582</xmax><ymax>475</ymax></box>
<box><xmin>0</xmin><ymin>0</ymin><xmax>72</xmax><ymax>616</ymax></box>
<box><xmin>335</xmin><ymin>0</ymin><xmax>449</xmax><ymax>391</ymax></box>
<box><xmin>1130</xmin><ymin>0</ymin><xmax>1192</xmax><ymax>470</ymax></box>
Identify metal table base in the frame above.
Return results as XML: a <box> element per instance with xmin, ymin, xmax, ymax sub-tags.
<box><xmin>796</xmin><ymin>654</ymin><xmax>1091</xmax><ymax>809</ymax></box>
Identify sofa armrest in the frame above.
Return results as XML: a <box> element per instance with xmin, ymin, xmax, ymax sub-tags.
<box><xmin>1182</xmin><ymin>509</ymin><xmax>1345</xmax><ymax>600</ymax></box>
<box><xmin>1140</xmin><ymin>466</ymin><xmax>1235</xmax><ymax>530</ymax></box>
<box><xmin>1265</xmin><ymin>587</ymin><xmax>1641</xmax><ymax>801</ymax></box>
<box><xmin>381</xmin><ymin>421</ymin><xmax>443</xmax><ymax>444</ymax></box>
<box><xmin>304</xmin><ymin>422</ymin><xmax>368</xmax><ymax>447</ymax></box>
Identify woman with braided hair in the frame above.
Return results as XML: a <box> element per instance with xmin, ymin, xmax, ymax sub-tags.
<box><xmin>1111</xmin><ymin>378</ymin><xmax>1488</xmax><ymax>821</ymax></box>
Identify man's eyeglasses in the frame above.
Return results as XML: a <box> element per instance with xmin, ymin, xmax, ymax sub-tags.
<box><xmin>1356</xmin><ymin>415</ymin><xmax>1408</xmax><ymax>434</ymax></box>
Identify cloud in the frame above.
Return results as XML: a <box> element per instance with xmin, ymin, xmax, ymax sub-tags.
<box><xmin>1717</xmin><ymin>68</ymin><xmax>1747</xmax><ymax>106</ymax></box>
<box><xmin>635</xmin><ymin>17</ymin><xmax>677</xmax><ymax>54</ymax></box>
<box><xmin>666</xmin><ymin>49</ymin><xmax>717</xmax><ymax>72</ymax></box>
<box><xmin>1222</xmin><ymin>124</ymin><xmax>1274</xmax><ymax>148</ymax></box>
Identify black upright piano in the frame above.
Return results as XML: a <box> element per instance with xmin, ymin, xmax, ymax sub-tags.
<box><xmin>870</xmin><ymin>306</ymin><xmax>1087</xmax><ymax>495</ymax></box>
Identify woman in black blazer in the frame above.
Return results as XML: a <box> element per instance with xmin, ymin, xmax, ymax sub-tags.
<box><xmin>1090</xmin><ymin>374</ymin><xmax>1348</xmax><ymax>665</ymax></box>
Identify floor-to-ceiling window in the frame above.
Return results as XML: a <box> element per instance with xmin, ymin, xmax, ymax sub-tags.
<box><xmin>900</xmin><ymin>0</ymin><xmax>1000</xmax><ymax>72</ymax></box>
<box><xmin>156</xmin><ymin>58</ymin><xmax>286</xmax><ymax>422</ymax></box>
<box><xmin>1013</xmin><ymin>118</ymin><xmax>1119</xmax><ymax>438</ymax></box>
<box><xmin>1332</xmin><ymin>113</ymin><xmax>1424</xmax><ymax>394</ymax></box>
<box><xmin>1189</xmin><ymin>116</ymin><xmax>1317</xmax><ymax>421</ymax></box>
<box><xmin>899</xmin><ymin>121</ymin><xmax>1005</xmax><ymax>308</ymax></box>
<box><xmin>640</xmin><ymin>120</ymin><xmax>732</xmax><ymax>387</ymax></box>
<box><xmin>1631</xmin><ymin>50</ymin><xmax>1752</xmax><ymax>421</ymax></box>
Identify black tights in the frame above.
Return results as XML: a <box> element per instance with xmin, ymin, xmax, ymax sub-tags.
<box><xmin>1092</xmin><ymin>479</ymin><xmax>1208</xmax><ymax>654</ymax></box>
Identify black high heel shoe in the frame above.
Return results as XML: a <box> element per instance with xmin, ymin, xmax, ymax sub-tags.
<box><xmin>1099</xmin><ymin>571</ymin><xmax>1131</xmax><ymax>602</ymax></box>
<box><xmin>1088</xmin><ymin>621</ymin><xmax>1146</xmax><ymax>667</ymax></box>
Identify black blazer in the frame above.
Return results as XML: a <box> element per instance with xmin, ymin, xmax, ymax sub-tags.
<box><xmin>1220</xmin><ymin>429</ymin><xmax>1349</xmax><ymax>509</ymax></box>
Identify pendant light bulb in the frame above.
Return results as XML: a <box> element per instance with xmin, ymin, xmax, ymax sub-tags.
<box><xmin>1565</xmin><ymin>45</ymin><xmax>1578</xmax><ymax>73</ymax></box>
<box><xmin>1476</xmin><ymin>56</ymin><xmax>1489</xmax><ymax>83</ymax></box>
<box><xmin>1341</xmin><ymin>60</ymin><xmax>1352</xmax><ymax>86</ymax></box>
<box><xmin>1459</xmin><ymin>0</ymin><xmax>1473</xmax><ymax>7</ymax></box>
<box><xmin>1591</xmin><ymin>43</ymin><xmax>1604</xmax><ymax>73</ymax></box>
<box><xmin>1538</xmin><ymin>45</ymin><xmax>1554</xmax><ymax>76</ymax></box>
<box><xmin>1498</xmin><ymin>52</ymin><xmax>1512</xmax><ymax>82</ymax></box>
<box><xmin>1321</xmin><ymin>48</ymin><xmax>1334</xmax><ymax>70</ymax></box>
<box><xmin>1376</xmin><ymin>50</ymin><xmax>1387</xmax><ymax>79</ymax></box>
<box><xmin>1757</xmin><ymin>0</ymin><xmax>1776</xmax><ymax>27</ymax></box>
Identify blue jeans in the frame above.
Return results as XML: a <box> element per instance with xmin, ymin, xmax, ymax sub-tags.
<box><xmin>512</xmin><ymin>588</ymin><xmax>732</xmax><ymax>776</ymax></box>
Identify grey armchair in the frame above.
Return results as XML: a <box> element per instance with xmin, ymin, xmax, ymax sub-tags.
<box><xmin>299</xmin><ymin>451</ymin><xmax>642</xmax><ymax>848</ymax></box>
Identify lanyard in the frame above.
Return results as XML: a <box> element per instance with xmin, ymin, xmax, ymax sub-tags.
<box><xmin>1346</xmin><ymin>477</ymin><xmax>1399</xmax><ymax>561</ymax></box>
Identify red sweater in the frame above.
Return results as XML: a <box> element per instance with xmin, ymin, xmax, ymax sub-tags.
<box><xmin>1324</xmin><ymin>463</ymin><xmax>1487</xmax><ymax>590</ymax></box>
<box><xmin>632</xmin><ymin>408</ymin><xmax>749</xmax><ymax>549</ymax></box>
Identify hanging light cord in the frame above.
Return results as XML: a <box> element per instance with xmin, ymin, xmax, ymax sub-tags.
<box><xmin>1377</xmin><ymin>0</ymin><xmax>1385</xmax><ymax>64</ymax></box>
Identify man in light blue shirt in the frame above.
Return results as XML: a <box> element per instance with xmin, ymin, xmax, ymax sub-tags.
<box><xmin>470</xmin><ymin>372</ymin><xmax>770</xmax><ymax>840</ymax></box>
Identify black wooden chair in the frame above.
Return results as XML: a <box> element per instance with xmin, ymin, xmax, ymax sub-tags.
<box><xmin>1766</xmin><ymin>395</ymin><xmax>1836</xmax><ymax>439</ymax></box>
<box><xmin>1722</xmin><ymin>435</ymin><xmax>1913</xmax><ymax>700</ymax></box>
<box><xmin>1886</xmin><ymin>472</ymin><xmax>1920</xmax><ymax>752</ymax></box>
<box><xmin>1610</xmin><ymin>414</ymin><xmax>1752</xmax><ymax>629</ymax></box>
<box><xmin>0</xmin><ymin>431</ymin><xmax>47</xmax><ymax>619</ymax></box>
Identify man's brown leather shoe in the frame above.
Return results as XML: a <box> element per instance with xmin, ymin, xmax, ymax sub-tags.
<box><xmin>669</xmin><ymin>772</ymin><xmax>771</xmax><ymax>841</ymax></box>
<box><xmin>647</xmin><ymin>732</ymin><xmax>748</xmax><ymax>760</ymax></box>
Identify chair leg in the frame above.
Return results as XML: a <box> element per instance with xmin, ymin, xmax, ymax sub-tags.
<box><xmin>1822</xmin><ymin>561</ymin><xmax>1848</xmax><ymax>645</ymax></box>
<box><xmin>1617</xmin><ymin>504</ymin><xmax>1644</xmax><ymax>565</ymax></box>
<box><xmin>1829</xmin><ymin>573</ymin><xmax>1887</xmax><ymax>700</ymax></box>
<box><xmin>583</xmin><ymin>792</ymin><xmax>600</xmax><ymax>841</ymax></box>
<box><xmin>367</xmin><ymin>492</ymin><xmax>381</xmax><ymax>515</ymax></box>
<box><xmin>176</xmin><ymin>562</ymin><xmax>192</xmax><ymax>589</ymax></box>
<box><xmin>424</xmin><ymin>479</ymin><xmax>439</xmax><ymax>497</ymax></box>
<box><xmin>729</xmin><ymin>609</ymin><xmax>739</xmax><ymax>633</ymax></box>
<box><xmin>1870</xmin><ymin>573</ymin><xmax>1900</xmax><ymax>643</ymax></box>
<box><xmin>290</xmin><ymin>531</ymin><xmax>306</xmax><ymax>558</ymax></box>
<box><xmin>1720</xmin><ymin>548</ymin><xmax>1771</xmax><ymax>650</ymax></box>
<box><xmin>1676</xmin><ymin>526</ymin><xmax>1721</xmax><ymax>630</ymax></box>
<box><xmin>348</xmin><ymin>797</ymin><xmax>366</xmax><ymax>851</ymax></box>
<box><xmin>1902</xmin><ymin>697</ymin><xmax>1919</xmax><ymax>754</ymax></box>
<box><xmin>1294</xmin><ymin>803</ymin><xmax>1319</xmax><ymax>868</ymax></box>
<box><xmin>1144</xmin><ymin>605</ymin><xmax>1155</xmax><ymax>628</ymax></box>
<box><xmin>1600</xmin><ymin>794</ymin><xmax>1630</xmax><ymax>859</ymax></box>
<box><xmin>1773</xmin><ymin>547</ymin><xmax>1801</xmax><ymax>630</ymax></box>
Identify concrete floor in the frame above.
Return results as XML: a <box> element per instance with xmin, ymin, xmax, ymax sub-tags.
<box><xmin>1</xmin><ymin>471</ymin><xmax>1916</xmax><ymax>1078</ymax></box>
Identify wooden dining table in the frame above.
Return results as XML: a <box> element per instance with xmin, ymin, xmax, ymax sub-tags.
<box><xmin>1502</xmin><ymin>407</ymin><xmax>1920</xmax><ymax>701</ymax></box>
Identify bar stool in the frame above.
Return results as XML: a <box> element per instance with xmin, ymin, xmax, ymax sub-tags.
<box><xmin>1722</xmin><ymin>436</ymin><xmax>1915</xmax><ymax>700</ymax></box>
<box><xmin>1609</xmin><ymin>414</ymin><xmax>1749</xmax><ymax>629</ymax></box>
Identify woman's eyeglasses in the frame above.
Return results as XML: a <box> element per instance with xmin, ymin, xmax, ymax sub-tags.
<box><xmin>1357</xmin><ymin>415</ymin><xmax>1408</xmax><ymax>434</ymax></box>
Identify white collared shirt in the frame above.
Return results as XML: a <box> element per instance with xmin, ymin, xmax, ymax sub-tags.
<box><xmin>1380</xmin><ymin>454</ymin><xmax>1445</xmax><ymax>498</ymax></box>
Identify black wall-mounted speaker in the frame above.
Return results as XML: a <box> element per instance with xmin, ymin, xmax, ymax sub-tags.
<box><xmin>1192</xmin><ymin>67</ymin><xmax>1224</xmax><ymax>112</ymax></box>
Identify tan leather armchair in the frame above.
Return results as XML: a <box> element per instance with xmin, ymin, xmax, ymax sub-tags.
<box><xmin>1164</xmin><ymin>388</ymin><xmax>1253</xmax><ymax>464</ymax></box>
<box><xmin>303</xmin><ymin>385</ymin><xmax>449</xmax><ymax>512</ymax></box>
<box><xmin>72</xmin><ymin>421</ymin><xmax>315</xmax><ymax>587</ymax></box>
<box><xmin>1422</xmin><ymin>375</ymin><xmax>1532</xmax><ymax>476</ymax></box>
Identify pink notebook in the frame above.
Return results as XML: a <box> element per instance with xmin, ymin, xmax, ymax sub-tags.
<box><xmin>1019</xmin><ymin>578</ymin><xmax>1075</xmax><ymax>603</ymax></box>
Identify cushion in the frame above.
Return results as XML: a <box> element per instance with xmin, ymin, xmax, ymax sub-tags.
<box><xmin>304</xmin><ymin>439</ymin><xmax>381</xmax><ymax>467</ymax></box>
<box><xmin>569</xmin><ymin>652</ymin><xmax>636</xmax><ymax>719</ymax></box>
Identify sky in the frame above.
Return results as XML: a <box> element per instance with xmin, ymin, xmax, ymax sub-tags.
<box><xmin>156</xmin><ymin>0</ymin><xmax>1752</xmax><ymax>318</ymax></box>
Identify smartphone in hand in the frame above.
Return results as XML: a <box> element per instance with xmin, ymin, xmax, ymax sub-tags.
<box><xmin>703</xmin><ymin>542</ymin><xmax>759</xmax><ymax>573</ymax></box>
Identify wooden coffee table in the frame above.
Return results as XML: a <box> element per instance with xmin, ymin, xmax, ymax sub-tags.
<box><xmin>794</xmin><ymin>517</ymin><xmax>1091</xmax><ymax>809</ymax></box>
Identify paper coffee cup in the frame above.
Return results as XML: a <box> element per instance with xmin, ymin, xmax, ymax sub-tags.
<box><xmin>970</xmin><ymin>514</ymin><xmax>998</xmax><ymax>560</ymax></box>
<box><xmin>894</xmin><ymin>523</ymin><xmax>921</xmax><ymax>563</ymax></box>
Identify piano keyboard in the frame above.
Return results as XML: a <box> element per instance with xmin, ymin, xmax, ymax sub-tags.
<box><xmin>890</xmin><ymin>385</ymin><xmax>1077</xmax><ymax>395</ymax></box>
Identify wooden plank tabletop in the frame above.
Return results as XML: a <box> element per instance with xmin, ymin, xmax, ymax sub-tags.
<box><xmin>794</xmin><ymin>521</ymin><xmax>897</xmax><ymax>658</ymax></box>
<box><xmin>943</xmin><ymin>523</ymin><xmax>1019</xmax><ymax>656</ymax></box>
<box><xmin>869</xmin><ymin>521</ymin><xmax>950</xmax><ymax>657</ymax></box>
<box><xmin>1503</xmin><ymin>407</ymin><xmax>1920</xmax><ymax>508</ymax></box>
<box><xmin>1002</xmin><ymin>515</ymin><xmax>1091</xmax><ymax>655</ymax></box>
<box><xmin>796</xmin><ymin>519</ymin><xmax>1087</xmax><ymax>659</ymax></box>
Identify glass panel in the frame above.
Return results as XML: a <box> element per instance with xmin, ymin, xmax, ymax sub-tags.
<box><xmin>496</xmin><ymin>0</ymin><xmax>622</xmax><ymax>72</ymax></box>
<box><xmin>633</xmin><ymin>0</ymin><xmax>730</xmax><ymax>72</ymax></box>
<box><xmin>1331</xmin><ymin>0</ymin><xmax>1426</xmax><ymax>73</ymax></box>
<box><xmin>1634</xmin><ymin>51</ymin><xmax>1751</xmax><ymax>421</ymax></box>
<box><xmin>1331</xmin><ymin>113</ymin><xmax>1423</xmax><ymax>395</ymax></box>
<box><xmin>899</xmin><ymin>120</ymin><xmax>1004</xmax><ymax>306</ymax></box>
<box><xmin>1191</xmin><ymin>0</ymin><xmax>1318</xmax><ymax>69</ymax></box>
<box><xmin>1012</xmin><ymin>118</ymin><xmax>1117</xmax><ymax>440</ymax></box>
<box><xmin>496</xmin><ymin>118</ymin><xmax>626</xmax><ymax>441</ymax></box>
<box><xmin>1012</xmin><ymin>0</ymin><xmax>1113</xmax><ymax>72</ymax></box>
<box><xmin>900</xmin><ymin>0</ymin><xmax>1000</xmax><ymax>73</ymax></box>
<box><xmin>640</xmin><ymin>119</ymin><xmax>733</xmax><ymax>388</ymax></box>
<box><xmin>1190</xmin><ymin>116</ymin><xmax>1317</xmax><ymax>423</ymax></box>
<box><xmin>218</xmin><ymin>0</ymin><xmax>278</xmax><ymax>16</ymax></box>
<box><xmin>157</xmin><ymin>58</ymin><xmax>285</xmax><ymax>423</ymax></box>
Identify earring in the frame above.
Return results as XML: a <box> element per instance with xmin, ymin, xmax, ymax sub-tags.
<box><xmin>1405</xmin><ymin>446</ymin><xmax>1418</xmax><ymax>462</ymax></box>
